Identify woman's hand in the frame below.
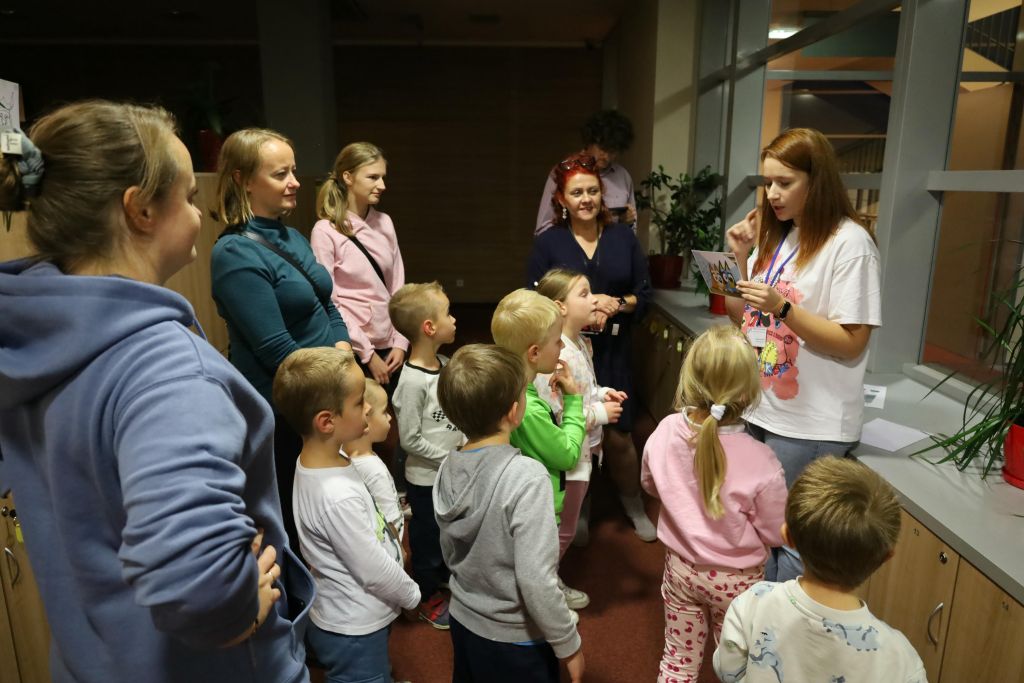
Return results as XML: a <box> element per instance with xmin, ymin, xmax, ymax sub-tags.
<box><xmin>726</xmin><ymin>207</ymin><xmax>759</xmax><ymax>259</ymax></box>
<box><xmin>736</xmin><ymin>281</ymin><xmax>785</xmax><ymax>315</ymax></box>
<box><xmin>384</xmin><ymin>348</ymin><xmax>406</xmax><ymax>375</ymax></box>
<box><xmin>593</xmin><ymin>293</ymin><xmax>620</xmax><ymax>317</ymax></box>
<box><xmin>221</xmin><ymin>532</ymin><xmax>281</xmax><ymax>648</ymax></box>
<box><xmin>367</xmin><ymin>353</ymin><xmax>391</xmax><ymax>384</ymax></box>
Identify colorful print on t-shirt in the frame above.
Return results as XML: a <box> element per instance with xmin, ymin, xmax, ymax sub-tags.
<box><xmin>742</xmin><ymin>280</ymin><xmax>804</xmax><ymax>401</ymax></box>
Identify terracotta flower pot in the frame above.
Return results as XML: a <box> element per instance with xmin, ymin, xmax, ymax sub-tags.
<box><xmin>1002</xmin><ymin>421</ymin><xmax>1024</xmax><ymax>489</ymax></box>
<box><xmin>649</xmin><ymin>254</ymin><xmax>685</xmax><ymax>290</ymax></box>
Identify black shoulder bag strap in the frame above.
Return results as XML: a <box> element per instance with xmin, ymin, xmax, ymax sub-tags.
<box><xmin>235</xmin><ymin>229</ymin><xmax>332</xmax><ymax>317</ymax></box>
<box><xmin>347</xmin><ymin>232</ymin><xmax>388</xmax><ymax>288</ymax></box>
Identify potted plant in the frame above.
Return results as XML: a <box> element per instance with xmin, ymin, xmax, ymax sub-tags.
<box><xmin>914</xmin><ymin>272</ymin><xmax>1024</xmax><ymax>489</ymax></box>
<box><xmin>635</xmin><ymin>165</ymin><xmax>723</xmax><ymax>290</ymax></box>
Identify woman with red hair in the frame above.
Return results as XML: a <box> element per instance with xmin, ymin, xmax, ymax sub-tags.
<box><xmin>725</xmin><ymin>128</ymin><xmax>882</xmax><ymax>581</ymax></box>
<box><xmin>527</xmin><ymin>152</ymin><xmax>655</xmax><ymax>544</ymax></box>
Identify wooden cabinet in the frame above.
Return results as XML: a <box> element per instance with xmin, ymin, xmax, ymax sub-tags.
<box><xmin>940</xmin><ymin>561</ymin><xmax>1024</xmax><ymax>682</ymax></box>
<box><xmin>0</xmin><ymin>492</ymin><xmax>50</xmax><ymax>683</ymax></box>
<box><xmin>634</xmin><ymin>312</ymin><xmax>691</xmax><ymax>420</ymax></box>
<box><xmin>867</xmin><ymin>510</ymin><xmax>959</xmax><ymax>681</ymax></box>
<box><xmin>865</xmin><ymin>508</ymin><xmax>1024</xmax><ymax>683</ymax></box>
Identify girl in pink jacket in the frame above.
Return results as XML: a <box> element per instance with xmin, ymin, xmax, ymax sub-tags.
<box><xmin>311</xmin><ymin>142</ymin><xmax>407</xmax><ymax>389</ymax></box>
<box><xmin>641</xmin><ymin>325</ymin><xmax>787</xmax><ymax>683</ymax></box>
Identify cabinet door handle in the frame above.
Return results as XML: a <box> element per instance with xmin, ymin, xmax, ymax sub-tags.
<box><xmin>926</xmin><ymin>601</ymin><xmax>944</xmax><ymax>646</ymax></box>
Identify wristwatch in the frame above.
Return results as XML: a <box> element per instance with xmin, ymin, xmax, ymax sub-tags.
<box><xmin>617</xmin><ymin>296</ymin><xmax>628</xmax><ymax>310</ymax></box>
<box><xmin>776</xmin><ymin>301</ymin><xmax>792</xmax><ymax>320</ymax></box>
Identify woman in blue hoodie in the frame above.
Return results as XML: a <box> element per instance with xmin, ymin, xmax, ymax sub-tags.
<box><xmin>0</xmin><ymin>101</ymin><xmax>313</xmax><ymax>683</ymax></box>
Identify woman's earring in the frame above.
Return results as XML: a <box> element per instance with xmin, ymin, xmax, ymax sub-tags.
<box><xmin>562</xmin><ymin>206</ymin><xmax>568</xmax><ymax>220</ymax></box>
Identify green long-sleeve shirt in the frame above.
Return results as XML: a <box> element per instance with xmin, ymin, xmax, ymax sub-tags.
<box><xmin>510</xmin><ymin>384</ymin><xmax>586</xmax><ymax>520</ymax></box>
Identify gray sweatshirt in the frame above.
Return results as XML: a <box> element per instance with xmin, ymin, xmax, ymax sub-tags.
<box><xmin>433</xmin><ymin>444</ymin><xmax>581</xmax><ymax>659</ymax></box>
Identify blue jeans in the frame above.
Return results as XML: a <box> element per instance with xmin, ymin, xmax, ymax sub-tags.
<box><xmin>307</xmin><ymin>623</ymin><xmax>392</xmax><ymax>683</ymax></box>
<box><xmin>746</xmin><ymin>423</ymin><xmax>857</xmax><ymax>582</ymax></box>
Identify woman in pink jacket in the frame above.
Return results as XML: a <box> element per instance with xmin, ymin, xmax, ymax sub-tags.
<box><xmin>311</xmin><ymin>142</ymin><xmax>407</xmax><ymax>388</ymax></box>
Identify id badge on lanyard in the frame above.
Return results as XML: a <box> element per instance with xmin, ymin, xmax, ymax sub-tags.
<box><xmin>746</xmin><ymin>233</ymin><xmax>797</xmax><ymax>349</ymax></box>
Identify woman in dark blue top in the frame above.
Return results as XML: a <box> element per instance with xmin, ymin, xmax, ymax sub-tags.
<box><xmin>527</xmin><ymin>152</ymin><xmax>656</xmax><ymax>543</ymax></box>
<box><xmin>211</xmin><ymin>128</ymin><xmax>351</xmax><ymax>550</ymax></box>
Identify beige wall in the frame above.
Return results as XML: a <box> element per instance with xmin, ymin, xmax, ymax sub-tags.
<box><xmin>925</xmin><ymin>84</ymin><xmax>1014</xmax><ymax>361</ymax></box>
<box><xmin>605</xmin><ymin>0</ymin><xmax>699</xmax><ymax>252</ymax></box>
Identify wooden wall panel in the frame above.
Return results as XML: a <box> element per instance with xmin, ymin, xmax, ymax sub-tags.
<box><xmin>331</xmin><ymin>46</ymin><xmax>603</xmax><ymax>302</ymax></box>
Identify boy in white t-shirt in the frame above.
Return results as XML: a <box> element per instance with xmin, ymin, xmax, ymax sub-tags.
<box><xmin>347</xmin><ymin>379</ymin><xmax>405</xmax><ymax>539</ymax></box>
<box><xmin>714</xmin><ymin>456</ymin><xmax>926</xmax><ymax>683</ymax></box>
<box><xmin>273</xmin><ymin>348</ymin><xmax>420</xmax><ymax>683</ymax></box>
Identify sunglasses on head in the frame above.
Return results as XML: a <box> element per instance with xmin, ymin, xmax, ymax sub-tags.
<box><xmin>559</xmin><ymin>155</ymin><xmax>597</xmax><ymax>172</ymax></box>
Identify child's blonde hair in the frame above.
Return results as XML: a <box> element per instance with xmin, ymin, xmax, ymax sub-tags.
<box><xmin>439</xmin><ymin>344</ymin><xmax>526</xmax><ymax>440</ymax></box>
<box><xmin>364</xmin><ymin>378</ymin><xmax>388</xmax><ymax>413</ymax></box>
<box><xmin>491</xmin><ymin>288</ymin><xmax>561</xmax><ymax>356</ymax></box>
<box><xmin>675</xmin><ymin>325</ymin><xmax>760</xmax><ymax>519</ymax></box>
<box><xmin>535</xmin><ymin>268</ymin><xmax>586</xmax><ymax>305</ymax></box>
<box><xmin>786</xmin><ymin>456</ymin><xmax>901</xmax><ymax>589</ymax></box>
<box><xmin>272</xmin><ymin>347</ymin><xmax>360</xmax><ymax>436</ymax></box>
<box><xmin>388</xmin><ymin>281</ymin><xmax>446</xmax><ymax>341</ymax></box>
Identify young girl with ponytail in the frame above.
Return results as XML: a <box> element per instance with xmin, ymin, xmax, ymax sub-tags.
<box><xmin>641</xmin><ymin>325</ymin><xmax>787</xmax><ymax>683</ymax></box>
<box><xmin>311</xmin><ymin>142</ymin><xmax>407</xmax><ymax>388</ymax></box>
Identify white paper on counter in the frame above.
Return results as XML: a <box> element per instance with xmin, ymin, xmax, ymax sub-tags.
<box><xmin>860</xmin><ymin>418</ymin><xmax>930</xmax><ymax>452</ymax></box>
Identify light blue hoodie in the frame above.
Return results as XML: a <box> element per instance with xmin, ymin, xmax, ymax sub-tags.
<box><xmin>0</xmin><ymin>260</ymin><xmax>314</xmax><ymax>683</ymax></box>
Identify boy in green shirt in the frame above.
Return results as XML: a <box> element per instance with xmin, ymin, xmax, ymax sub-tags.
<box><xmin>491</xmin><ymin>289</ymin><xmax>586</xmax><ymax>521</ymax></box>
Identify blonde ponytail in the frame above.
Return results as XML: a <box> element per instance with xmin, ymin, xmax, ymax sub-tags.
<box><xmin>694</xmin><ymin>412</ymin><xmax>728</xmax><ymax>519</ymax></box>
<box><xmin>675</xmin><ymin>325</ymin><xmax>761</xmax><ymax>520</ymax></box>
<box><xmin>317</xmin><ymin>141</ymin><xmax>384</xmax><ymax>238</ymax></box>
<box><xmin>316</xmin><ymin>175</ymin><xmax>353</xmax><ymax>237</ymax></box>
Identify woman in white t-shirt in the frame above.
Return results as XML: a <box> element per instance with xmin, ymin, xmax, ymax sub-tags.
<box><xmin>725</xmin><ymin>128</ymin><xmax>882</xmax><ymax>578</ymax></box>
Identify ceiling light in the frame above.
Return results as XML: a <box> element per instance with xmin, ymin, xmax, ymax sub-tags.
<box><xmin>769</xmin><ymin>28</ymin><xmax>799</xmax><ymax>40</ymax></box>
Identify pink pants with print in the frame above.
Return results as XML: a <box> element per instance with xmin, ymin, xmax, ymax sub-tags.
<box><xmin>657</xmin><ymin>550</ymin><xmax>763</xmax><ymax>683</ymax></box>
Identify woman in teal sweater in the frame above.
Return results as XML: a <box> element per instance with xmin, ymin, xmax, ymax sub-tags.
<box><xmin>211</xmin><ymin>128</ymin><xmax>351</xmax><ymax>549</ymax></box>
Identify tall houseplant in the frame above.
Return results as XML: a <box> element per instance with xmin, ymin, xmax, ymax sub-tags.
<box><xmin>635</xmin><ymin>165</ymin><xmax>723</xmax><ymax>289</ymax></box>
<box><xmin>915</xmin><ymin>272</ymin><xmax>1024</xmax><ymax>488</ymax></box>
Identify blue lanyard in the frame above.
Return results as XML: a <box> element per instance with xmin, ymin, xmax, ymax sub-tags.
<box><xmin>764</xmin><ymin>231</ymin><xmax>798</xmax><ymax>287</ymax></box>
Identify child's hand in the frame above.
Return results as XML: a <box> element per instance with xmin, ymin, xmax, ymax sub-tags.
<box><xmin>603</xmin><ymin>400</ymin><xmax>623</xmax><ymax>424</ymax></box>
<box><xmin>604</xmin><ymin>389</ymin><xmax>628</xmax><ymax>403</ymax></box>
<box><xmin>549</xmin><ymin>360</ymin><xmax>579</xmax><ymax>395</ymax></box>
<box><xmin>562</xmin><ymin>648</ymin><xmax>585</xmax><ymax>683</ymax></box>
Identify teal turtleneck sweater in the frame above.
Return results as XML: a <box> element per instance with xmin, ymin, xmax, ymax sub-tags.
<box><xmin>211</xmin><ymin>216</ymin><xmax>350</xmax><ymax>406</ymax></box>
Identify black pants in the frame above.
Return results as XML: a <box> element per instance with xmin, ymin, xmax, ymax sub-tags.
<box><xmin>450</xmin><ymin>616</ymin><xmax>559</xmax><ymax>683</ymax></box>
<box><xmin>406</xmin><ymin>482</ymin><xmax>449</xmax><ymax>600</ymax></box>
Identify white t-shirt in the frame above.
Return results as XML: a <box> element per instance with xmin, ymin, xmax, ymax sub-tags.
<box><xmin>714</xmin><ymin>579</ymin><xmax>927</xmax><ymax>683</ymax></box>
<box><xmin>535</xmin><ymin>333</ymin><xmax>612</xmax><ymax>482</ymax></box>
<box><xmin>293</xmin><ymin>458</ymin><xmax>420</xmax><ymax>636</ymax></box>
<box><xmin>741</xmin><ymin>219</ymin><xmax>882</xmax><ymax>442</ymax></box>
<box><xmin>351</xmin><ymin>452</ymin><xmax>404</xmax><ymax>535</ymax></box>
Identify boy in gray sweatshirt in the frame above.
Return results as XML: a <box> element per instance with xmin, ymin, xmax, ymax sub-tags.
<box><xmin>433</xmin><ymin>344</ymin><xmax>584</xmax><ymax>683</ymax></box>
